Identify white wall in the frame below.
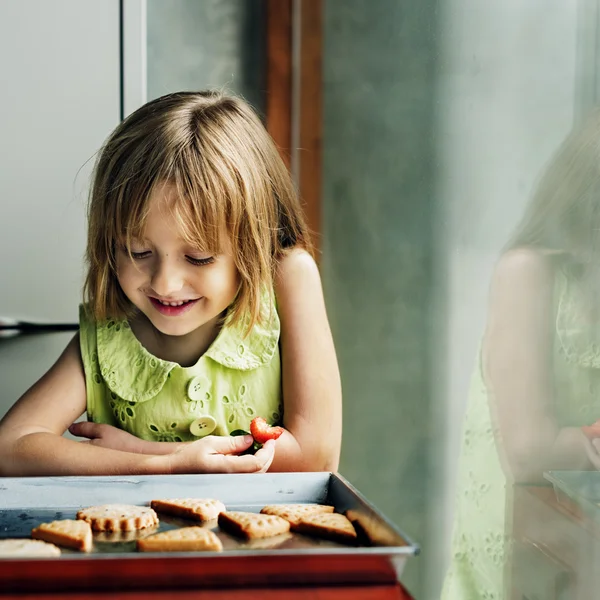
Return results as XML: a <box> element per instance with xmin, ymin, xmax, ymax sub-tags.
<box><xmin>429</xmin><ymin>1</ymin><xmax>589</xmax><ymax>598</ymax></box>
<box><xmin>0</xmin><ymin>0</ymin><xmax>120</xmax><ymax>417</ymax></box>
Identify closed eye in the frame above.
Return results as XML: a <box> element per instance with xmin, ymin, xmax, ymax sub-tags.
<box><xmin>186</xmin><ymin>256</ymin><xmax>215</xmax><ymax>266</ymax></box>
<box><xmin>131</xmin><ymin>251</ymin><xmax>151</xmax><ymax>259</ymax></box>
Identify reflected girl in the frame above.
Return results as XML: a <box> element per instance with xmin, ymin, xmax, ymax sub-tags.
<box><xmin>442</xmin><ymin>109</ymin><xmax>600</xmax><ymax>599</ymax></box>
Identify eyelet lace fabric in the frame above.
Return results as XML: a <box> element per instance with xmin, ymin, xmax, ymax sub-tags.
<box><xmin>78</xmin><ymin>291</ymin><xmax>282</xmax><ymax>442</ymax></box>
<box><xmin>441</xmin><ymin>269</ymin><xmax>600</xmax><ymax>599</ymax></box>
<box><xmin>556</xmin><ymin>271</ymin><xmax>600</xmax><ymax>369</ymax></box>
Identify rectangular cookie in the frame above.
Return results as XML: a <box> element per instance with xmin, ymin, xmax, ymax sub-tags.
<box><xmin>260</xmin><ymin>503</ymin><xmax>334</xmax><ymax>529</ymax></box>
<box><xmin>137</xmin><ymin>527</ymin><xmax>223</xmax><ymax>552</ymax></box>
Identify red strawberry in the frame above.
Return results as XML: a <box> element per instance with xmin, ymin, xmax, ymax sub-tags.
<box><xmin>250</xmin><ymin>417</ymin><xmax>284</xmax><ymax>444</ymax></box>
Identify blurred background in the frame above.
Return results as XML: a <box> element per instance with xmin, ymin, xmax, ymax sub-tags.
<box><xmin>0</xmin><ymin>1</ymin><xmax>594</xmax><ymax>597</ymax></box>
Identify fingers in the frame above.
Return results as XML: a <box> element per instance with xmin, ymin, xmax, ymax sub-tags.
<box><xmin>68</xmin><ymin>421</ymin><xmax>102</xmax><ymax>439</ymax></box>
<box><xmin>253</xmin><ymin>439</ymin><xmax>276</xmax><ymax>473</ymax></box>
<box><xmin>207</xmin><ymin>439</ymin><xmax>276</xmax><ymax>474</ymax></box>
<box><xmin>585</xmin><ymin>437</ymin><xmax>600</xmax><ymax>470</ymax></box>
<box><xmin>202</xmin><ymin>434</ymin><xmax>254</xmax><ymax>455</ymax></box>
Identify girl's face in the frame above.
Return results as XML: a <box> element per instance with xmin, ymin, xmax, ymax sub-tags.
<box><xmin>116</xmin><ymin>183</ymin><xmax>240</xmax><ymax>337</ymax></box>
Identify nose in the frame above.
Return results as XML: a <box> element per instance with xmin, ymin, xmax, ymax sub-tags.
<box><xmin>150</xmin><ymin>257</ymin><xmax>185</xmax><ymax>297</ymax></box>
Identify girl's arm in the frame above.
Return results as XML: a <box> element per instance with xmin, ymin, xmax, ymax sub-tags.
<box><xmin>0</xmin><ymin>334</ymin><xmax>274</xmax><ymax>476</ymax></box>
<box><xmin>268</xmin><ymin>248</ymin><xmax>342</xmax><ymax>472</ymax></box>
<box><xmin>68</xmin><ymin>421</ymin><xmax>182</xmax><ymax>455</ymax></box>
<box><xmin>484</xmin><ymin>248</ymin><xmax>600</xmax><ymax>483</ymax></box>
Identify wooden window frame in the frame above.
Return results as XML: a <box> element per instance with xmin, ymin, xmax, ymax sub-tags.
<box><xmin>266</xmin><ymin>0</ymin><xmax>322</xmax><ymax>253</ymax></box>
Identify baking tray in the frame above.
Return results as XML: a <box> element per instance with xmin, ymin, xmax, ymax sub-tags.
<box><xmin>544</xmin><ymin>470</ymin><xmax>600</xmax><ymax>522</ymax></box>
<box><xmin>0</xmin><ymin>472</ymin><xmax>418</xmax><ymax>593</ymax></box>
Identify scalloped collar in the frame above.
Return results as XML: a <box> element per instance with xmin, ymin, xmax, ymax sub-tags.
<box><xmin>95</xmin><ymin>294</ymin><xmax>280</xmax><ymax>402</ymax></box>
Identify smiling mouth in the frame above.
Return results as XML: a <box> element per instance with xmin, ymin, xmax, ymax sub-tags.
<box><xmin>152</xmin><ymin>298</ymin><xmax>197</xmax><ymax>307</ymax></box>
<box><xmin>148</xmin><ymin>297</ymin><xmax>201</xmax><ymax>316</ymax></box>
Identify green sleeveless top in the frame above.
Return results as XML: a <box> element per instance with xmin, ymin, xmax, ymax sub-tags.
<box><xmin>79</xmin><ymin>294</ymin><xmax>282</xmax><ymax>442</ymax></box>
<box><xmin>441</xmin><ymin>266</ymin><xmax>600</xmax><ymax>600</ymax></box>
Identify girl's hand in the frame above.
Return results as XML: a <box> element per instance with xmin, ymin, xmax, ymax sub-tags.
<box><xmin>579</xmin><ymin>433</ymin><xmax>600</xmax><ymax>471</ymax></box>
<box><xmin>591</xmin><ymin>438</ymin><xmax>600</xmax><ymax>464</ymax></box>
<box><xmin>170</xmin><ymin>435</ymin><xmax>276</xmax><ymax>474</ymax></box>
<box><xmin>68</xmin><ymin>422</ymin><xmax>150</xmax><ymax>454</ymax></box>
<box><xmin>580</xmin><ymin>424</ymin><xmax>600</xmax><ymax>470</ymax></box>
<box><xmin>69</xmin><ymin>423</ymin><xmax>276</xmax><ymax>472</ymax></box>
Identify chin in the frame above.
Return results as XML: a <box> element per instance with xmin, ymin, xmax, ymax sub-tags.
<box><xmin>149</xmin><ymin>318</ymin><xmax>200</xmax><ymax>338</ymax></box>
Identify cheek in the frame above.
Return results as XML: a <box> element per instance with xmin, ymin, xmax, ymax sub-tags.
<box><xmin>116</xmin><ymin>259</ymin><xmax>143</xmax><ymax>289</ymax></box>
<box><xmin>203</xmin><ymin>265</ymin><xmax>240</xmax><ymax>298</ymax></box>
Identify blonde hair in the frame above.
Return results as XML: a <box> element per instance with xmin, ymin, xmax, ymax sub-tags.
<box><xmin>508</xmin><ymin>108</ymin><xmax>600</xmax><ymax>264</ymax></box>
<box><xmin>84</xmin><ymin>90</ymin><xmax>313</xmax><ymax>329</ymax></box>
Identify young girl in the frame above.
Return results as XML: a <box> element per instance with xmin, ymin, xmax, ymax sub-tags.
<box><xmin>441</xmin><ymin>110</ymin><xmax>600</xmax><ymax>599</ymax></box>
<box><xmin>0</xmin><ymin>90</ymin><xmax>341</xmax><ymax>477</ymax></box>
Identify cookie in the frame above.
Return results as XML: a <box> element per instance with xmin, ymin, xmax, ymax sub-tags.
<box><xmin>241</xmin><ymin>532</ymin><xmax>293</xmax><ymax>550</ymax></box>
<box><xmin>137</xmin><ymin>527</ymin><xmax>223</xmax><ymax>552</ymax></box>
<box><xmin>218</xmin><ymin>511</ymin><xmax>290</xmax><ymax>540</ymax></box>
<box><xmin>0</xmin><ymin>538</ymin><xmax>61</xmax><ymax>557</ymax></box>
<box><xmin>76</xmin><ymin>504</ymin><xmax>158</xmax><ymax>531</ymax></box>
<box><xmin>345</xmin><ymin>509</ymin><xmax>404</xmax><ymax>547</ymax></box>
<box><xmin>260</xmin><ymin>504</ymin><xmax>334</xmax><ymax>529</ymax></box>
<box><xmin>295</xmin><ymin>512</ymin><xmax>357</xmax><ymax>545</ymax></box>
<box><xmin>93</xmin><ymin>524</ymin><xmax>159</xmax><ymax>543</ymax></box>
<box><xmin>31</xmin><ymin>519</ymin><xmax>92</xmax><ymax>552</ymax></box>
<box><xmin>150</xmin><ymin>498</ymin><xmax>226</xmax><ymax>522</ymax></box>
